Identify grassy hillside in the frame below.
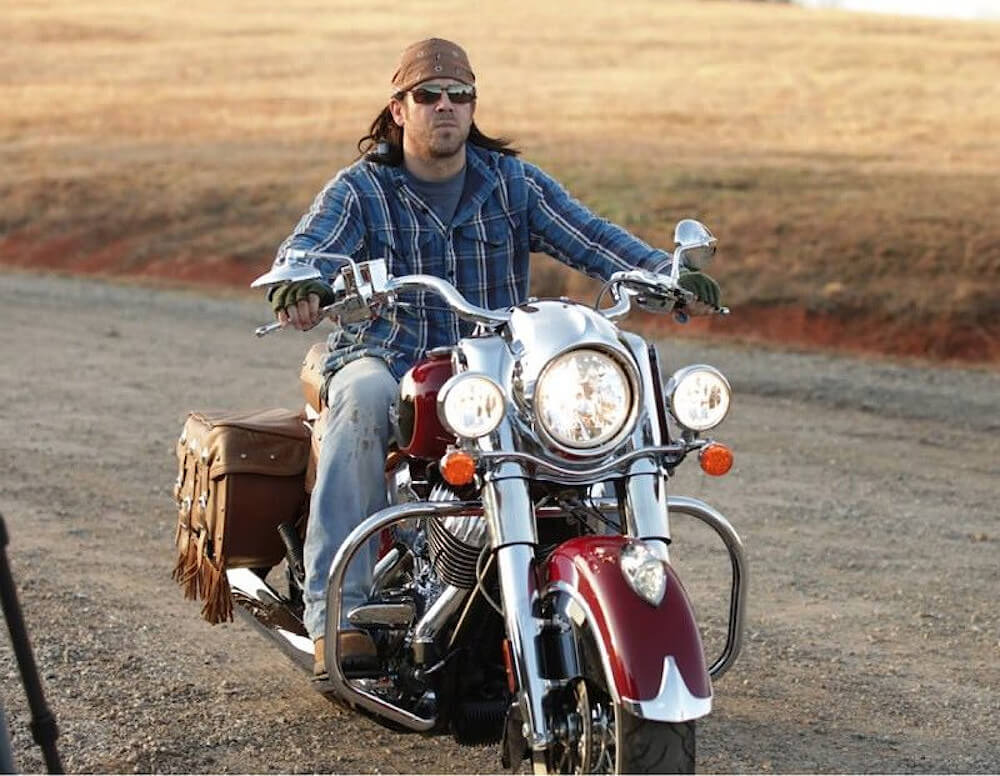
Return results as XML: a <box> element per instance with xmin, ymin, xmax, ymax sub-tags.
<box><xmin>2</xmin><ymin>0</ymin><xmax>998</xmax><ymax>360</ymax></box>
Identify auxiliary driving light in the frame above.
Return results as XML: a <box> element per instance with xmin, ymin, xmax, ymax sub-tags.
<box><xmin>438</xmin><ymin>374</ymin><xmax>505</xmax><ymax>439</ymax></box>
<box><xmin>668</xmin><ymin>365</ymin><xmax>731</xmax><ymax>432</ymax></box>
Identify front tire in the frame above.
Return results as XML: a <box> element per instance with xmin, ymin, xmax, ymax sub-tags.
<box><xmin>545</xmin><ymin>620</ymin><xmax>698</xmax><ymax>774</ymax></box>
<box><xmin>545</xmin><ymin>676</ymin><xmax>696</xmax><ymax>774</ymax></box>
<box><xmin>617</xmin><ymin>713</ymin><xmax>695</xmax><ymax>775</ymax></box>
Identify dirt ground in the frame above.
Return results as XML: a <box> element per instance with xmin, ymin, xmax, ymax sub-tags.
<box><xmin>0</xmin><ymin>270</ymin><xmax>997</xmax><ymax>773</ymax></box>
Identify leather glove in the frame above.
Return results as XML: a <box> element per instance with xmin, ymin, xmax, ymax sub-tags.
<box><xmin>269</xmin><ymin>279</ymin><xmax>335</xmax><ymax>315</ymax></box>
<box><xmin>677</xmin><ymin>270</ymin><xmax>721</xmax><ymax>309</ymax></box>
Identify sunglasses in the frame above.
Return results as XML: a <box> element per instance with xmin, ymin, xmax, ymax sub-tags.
<box><xmin>403</xmin><ymin>83</ymin><xmax>477</xmax><ymax>105</ymax></box>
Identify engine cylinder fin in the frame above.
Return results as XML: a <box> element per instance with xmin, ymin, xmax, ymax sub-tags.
<box><xmin>427</xmin><ymin>517</ymin><xmax>482</xmax><ymax>589</ymax></box>
<box><xmin>426</xmin><ymin>483</ymin><xmax>487</xmax><ymax>590</ymax></box>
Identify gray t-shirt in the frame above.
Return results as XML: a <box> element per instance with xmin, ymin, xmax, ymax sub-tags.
<box><xmin>403</xmin><ymin>166</ymin><xmax>466</xmax><ymax>227</ymax></box>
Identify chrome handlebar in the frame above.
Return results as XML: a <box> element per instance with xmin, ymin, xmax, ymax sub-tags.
<box><xmin>385</xmin><ymin>274</ymin><xmax>511</xmax><ymax>326</ymax></box>
<box><xmin>599</xmin><ymin>268</ymin><xmax>730</xmax><ymax>322</ymax></box>
<box><xmin>252</xmin><ymin>252</ymin><xmax>725</xmax><ymax>337</ymax></box>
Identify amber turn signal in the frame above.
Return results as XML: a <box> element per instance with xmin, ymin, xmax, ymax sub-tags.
<box><xmin>699</xmin><ymin>442</ymin><xmax>733</xmax><ymax>476</ymax></box>
<box><xmin>440</xmin><ymin>449</ymin><xmax>477</xmax><ymax>486</ymax></box>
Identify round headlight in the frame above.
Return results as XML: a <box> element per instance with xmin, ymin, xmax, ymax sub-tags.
<box><xmin>438</xmin><ymin>374</ymin><xmax>505</xmax><ymax>439</ymax></box>
<box><xmin>669</xmin><ymin>365</ymin><xmax>731</xmax><ymax>431</ymax></box>
<box><xmin>535</xmin><ymin>349</ymin><xmax>633</xmax><ymax>449</ymax></box>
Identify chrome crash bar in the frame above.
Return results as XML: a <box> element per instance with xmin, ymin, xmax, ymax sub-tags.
<box><xmin>665</xmin><ymin>496</ymin><xmax>747</xmax><ymax>679</ymax></box>
<box><xmin>324</xmin><ymin>494</ymin><xmax>745</xmax><ymax>732</ymax></box>
<box><xmin>325</xmin><ymin>500</ymin><xmax>481</xmax><ymax>731</ymax></box>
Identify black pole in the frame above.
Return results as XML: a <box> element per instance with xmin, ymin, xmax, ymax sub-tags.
<box><xmin>0</xmin><ymin>514</ymin><xmax>63</xmax><ymax>774</ymax></box>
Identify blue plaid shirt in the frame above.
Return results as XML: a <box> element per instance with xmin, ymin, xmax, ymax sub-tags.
<box><xmin>275</xmin><ymin>144</ymin><xmax>670</xmax><ymax>379</ymax></box>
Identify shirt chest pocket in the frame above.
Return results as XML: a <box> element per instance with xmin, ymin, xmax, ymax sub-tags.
<box><xmin>368</xmin><ymin>227</ymin><xmax>441</xmax><ymax>276</ymax></box>
<box><xmin>457</xmin><ymin>213</ymin><xmax>523</xmax><ymax>288</ymax></box>
<box><xmin>459</xmin><ymin>212</ymin><xmax>521</xmax><ymax>246</ymax></box>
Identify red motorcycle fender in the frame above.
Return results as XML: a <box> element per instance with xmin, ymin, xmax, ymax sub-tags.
<box><xmin>541</xmin><ymin>535</ymin><xmax>712</xmax><ymax>721</ymax></box>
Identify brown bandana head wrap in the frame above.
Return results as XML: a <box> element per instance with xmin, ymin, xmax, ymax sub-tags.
<box><xmin>391</xmin><ymin>38</ymin><xmax>476</xmax><ymax>93</ymax></box>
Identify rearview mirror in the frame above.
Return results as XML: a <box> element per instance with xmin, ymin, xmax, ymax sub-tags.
<box><xmin>250</xmin><ymin>259</ymin><xmax>324</xmax><ymax>288</ymax></box>
<box><xmin>673</xmin><ymin>219</ymin><xmax>717</xmax><ymax>270</ymax></box>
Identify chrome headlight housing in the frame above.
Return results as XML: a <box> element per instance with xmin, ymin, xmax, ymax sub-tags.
<box><xmin>438</xmin><ymin>373</ymin><xmax>505</xmax><ymax>439</ymax></box>
<box><xmin>535</xmin><ymin>349</ymin><xmax>634</xmax><ymax>450</ymax></box>
<box><xmin>668</xmin><ymin>365</ymin><xmax>731</xmax><ymax>432</ymax></box>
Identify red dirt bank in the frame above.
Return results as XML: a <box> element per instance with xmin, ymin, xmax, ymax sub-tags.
<box><xmin>2</xmin><ymin>234</ymin><xmax>997</xmax><ymax>367</ymax></box>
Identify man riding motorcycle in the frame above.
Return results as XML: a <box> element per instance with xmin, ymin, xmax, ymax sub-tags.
<box><xmin>265</xmin><ymin>37</ymin><xmax>722</xmax><ymax>678</ymax></box>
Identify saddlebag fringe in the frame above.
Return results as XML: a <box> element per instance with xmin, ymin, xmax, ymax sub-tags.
<box><xmin>198</xmin><ymin>556</ymin><xmax>233</xmax><ymax>624</ymax></box>
<box><xmin>171</xmin><ymin>526</ymin><xmax>202</xmax><ymax>600</ymax></box>
<box><xmin>171</xmin><ymin>409</ymin><xmax>310</xmax><ymax>625</ymax></box>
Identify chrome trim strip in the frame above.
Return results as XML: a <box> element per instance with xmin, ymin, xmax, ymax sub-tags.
<box><xmin>476</xmin><ymin>444</ymin><xmax>687</xmax><ymax>482</ymax></box>
<box><xmin>620</xmin><ymin>657</ymin><xmax>712</xmax><ymax>722</ymax></box>
<box><xmin>666</xmin><ymin>496</ymin><xmax>747</xmax><ymax>679</ymax></box>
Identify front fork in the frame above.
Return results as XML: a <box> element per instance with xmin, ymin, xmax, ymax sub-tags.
<box><xmin>481</xmin><ymin>464</ymin><xmax>551</xmax><ymax>766</ymax></box>
<box><xmin>483</xmin><ymin>456</ymin><xmax>672</xmax><ymax>769</ymax></box>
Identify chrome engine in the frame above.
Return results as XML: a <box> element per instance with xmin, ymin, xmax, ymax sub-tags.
<box><xmin>425</xmin><ymin>483</ymin><xmax>488</xmax><ymax>590</ymax></box>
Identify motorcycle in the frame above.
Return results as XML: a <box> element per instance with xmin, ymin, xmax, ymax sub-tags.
<box><xmin>229</xmin><ymin>218</ymin><xmax>747</xmax><ymax>773</ymax></box>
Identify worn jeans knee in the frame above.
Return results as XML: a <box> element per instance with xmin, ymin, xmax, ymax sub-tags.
<box><xmin>302</xmin><ymin>357</ymin><xmax>398</xmax><ymax>640</ymax></box>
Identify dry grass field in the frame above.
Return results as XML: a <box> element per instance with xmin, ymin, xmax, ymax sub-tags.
<box><xmin>2</xmin><ymin>0</ymin><xmax>999</xmax><ymax>360</ymax></box>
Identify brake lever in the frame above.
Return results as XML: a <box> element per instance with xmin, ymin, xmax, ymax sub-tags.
<box><xmin>254</xmin><ymin>302</ymin><xmax>341</xmax><ymax>337</ymax></box>
<box><xmin>673</xmin><ymin>303</ymin><xmax>731</xmax><ymax>324</ymax></box>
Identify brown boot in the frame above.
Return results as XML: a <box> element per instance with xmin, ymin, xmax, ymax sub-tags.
<box><xmin>313</xmin><ymin>630</ymin><xmax>378</xmax><ymax>679</ymax></box>
<box><xmin>313</xmin><ymin>637</ymin><xmax>327</xmax><ymax>678</ymax></box>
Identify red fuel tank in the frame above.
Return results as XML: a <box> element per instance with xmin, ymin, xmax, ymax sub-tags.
<box><xmin>394</xmin><ymin>351</ymin><xmax>455</xmax><ymax>459</ymax></box>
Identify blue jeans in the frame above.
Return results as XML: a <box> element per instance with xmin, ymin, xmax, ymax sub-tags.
<box><xmin>302</xmin><ymin>357</ymin><xmax>398</xmax><ymax>641</ymax></box>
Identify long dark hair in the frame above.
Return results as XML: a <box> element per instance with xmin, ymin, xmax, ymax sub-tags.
<box><xmin>357</xmin><ymin>105</ymin><xmax>520</xmax><ymax>165</ymax></box>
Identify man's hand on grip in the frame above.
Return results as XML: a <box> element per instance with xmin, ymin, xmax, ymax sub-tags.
<box><xmin>270</xmin><ymin>280</ymin><xmax>336</xmax><ymax>331</ymax></box>
<box><xmin>678</xmin><ymin>270</ymin><xmax>721</xmax><ymax>314</ymax></box>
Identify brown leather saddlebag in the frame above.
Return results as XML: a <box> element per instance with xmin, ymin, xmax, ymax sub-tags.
<box><xmin>172</xmin><ymin>408</ymin><xmax>310</xmax><ymax>624</ymax></box>
<box><xmin>300</xmin><ymin>341</ymin><xmax>329</xmax><ymax>414</ymax></box>
<box><xmin>300</xmin><ymin>342</ymin><xmax>330</xmax><ymax>493</ymax></box>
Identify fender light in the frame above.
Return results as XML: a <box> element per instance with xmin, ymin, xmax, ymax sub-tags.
<box><xmin>699</xmin><ymin>442</ymin><xmax>733</xmax><ymax>476</ymax></box>
<box><xmin>619</xmin><ymin>541</ymin><xmax>667</xmax><ymax>606</ymax></box>
<box><xmin>440</xmin><ymin>449</ymin><xmax>476</xmax><ymax>487</ymax></box>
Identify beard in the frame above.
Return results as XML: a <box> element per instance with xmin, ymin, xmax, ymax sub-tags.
<box><xmin>426</xmin><ymin>125</ymin><xmax>469</xmax><ymax>158</ymax></box>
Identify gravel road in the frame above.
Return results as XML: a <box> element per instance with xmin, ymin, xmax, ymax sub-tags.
<box><xmin>0</xmin><ymin>271</ymin><xmax>997</xmax><ymax>773</ymax></box>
